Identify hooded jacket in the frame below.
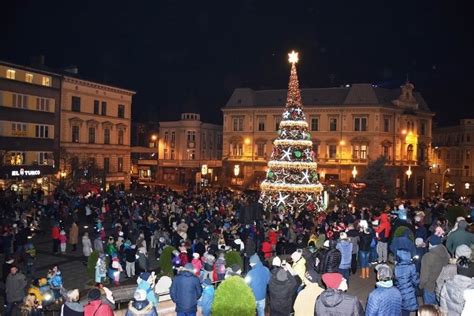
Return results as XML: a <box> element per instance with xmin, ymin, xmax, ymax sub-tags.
<box><xmin>375</xmin><ymin>213</ymin><xmax>391</xmax><ymax>242</ymax></box>
<box><xmin>394</xmin><ymin>249</ymin><xmax>419</xmax><ymax>311</ymax></box>
<box><xmin>315</xmin><ymin>289</ymin><xmax>364</xmax><ymax>316</ymax></box>
<box><xmin>170</xmin><ymin>270</ymin><xmax>202</xmax><ymax>313</ymax></box>
<box><xmin>446</xmin><ymin>223</ymin><xmax>474</xmax><ymax>255</ymax></box>
<box><xmin>293</xmin><ymin>281</ymin><xmax>324</xmax><ymax>316</ymax></box>
<box><xmin>198</xmin><ymin>284</ymin><xmax>215</xmax><ymax>316</ymax></box>
<box><xmin>125</xmin><ymin>300</ymin><xmax>158</xmax><ymax>316</ymax></box>
<box><xmin>246</xmin><ymin>255</ymin><xmax>270</xmax><ymax>301</ymax></box>
<box><xmin>268</xmin><ymin>268</ymin><xmax>301</xmax><ymax>316</ymax></box>
<box><xmin>440</xmin><ymin>274</ymin><xmax>474</xmax><ymax>316</ymax></box>
<box><xmin>390</xmin><ymin>228</ymin><xmax>416</xmax><ymax>257</ymax></box>
<box><xmin>336</xmin><ymin>240</ymin><xmax>353</xmax><ymax>270</ymax></box>
<box><xmin>420</xmin><ymin>244</ymin><xmax>450</xmax><ymax>292</ymax></box>
<box><xmin>5</xmin><ymin>271</ymin><xmax>27</xmax><ymax>303</ymax></box>
<box><xmin>62</xmin><ymin>301</ymin><xmax>84</xmax><ymax>316</ymax></box>
<box><xmin>365</xmin><ymin>283</ymin><xmax>402</xmax><ymax>316</ymax></box>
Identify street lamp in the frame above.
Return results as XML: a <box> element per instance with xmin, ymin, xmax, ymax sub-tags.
<box><xmin>150</xmin><ymin>134</ymin><xmax>159</xmax><ymax>183</ymax></box>
<box><xmin>233</xmin><ymin>165</ymin><xmax>240</xmax><ymax>177</ymax></box>
<box><xmin>351</xmin><ymin>166</ymin><xmax>358</xmax><ymax>181</ymax></box>
<box><xmin>406</xmin><ymin>165</ymin><xmax>412</xmax><ymax>179</ymax></box>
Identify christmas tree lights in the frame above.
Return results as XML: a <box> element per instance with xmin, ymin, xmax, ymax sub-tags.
<box><xmin>259</xmin><ymin>51</ymin><xmax>325</xmax><ymax>213</ymax></box>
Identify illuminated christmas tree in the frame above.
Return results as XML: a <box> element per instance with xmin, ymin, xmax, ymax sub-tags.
<box><xmin>259</xmin><ymin>51</ymin><xmax>325</xmax><ymax>213</ymax></box>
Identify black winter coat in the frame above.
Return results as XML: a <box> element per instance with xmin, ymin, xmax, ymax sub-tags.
<box><xmin>315</xmin><ymin>289</ymin><xmax>364</xmax><ymax>316</ymax></box>
<box><xmin>268</xmin><ymin>268</ymin><xmax>301</xmax><ymax>316</ymax></box>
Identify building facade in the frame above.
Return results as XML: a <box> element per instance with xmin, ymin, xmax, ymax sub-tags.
<box><xmin>130</xmin><ymin>122</ymin><xmax>159</xmax><ymax>186</ymax></box>
<box><xmin>431</xmin><ymin>119</ymin><xmax>474</xmax><ymax>196</ymax></box>
<box><xmin>158</xmin><ymin>113</ymin><xmax>222</xmax><ymax>186</ymax></box>
<box><xmin>0</xmin><ymin>61</ymin><xmax>61</xmax><ymax>194</ymax></box>
<box><xmin>60</xmin><ymin>76</ymin><xmax>135</xmax><ymax>190</ymax></box>
<box><xmin>222</xmin><ymin>82</ymin><xmax>434</xmax><ymax>197</ymax></box>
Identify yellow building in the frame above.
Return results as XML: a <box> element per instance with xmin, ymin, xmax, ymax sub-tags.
<box><xmin>222</xmin><ymin>82</ymin><xmax>434</xmax><ymax>198</ymax></box>
<box><xmin>431</xmin><ymin>119</ymin><xmax>474</xmax><ymax>196</ymax></box>
<box><xmin>158</xmin><ymin>113</ymin><xmax>222</xmax><ymax>186</ymax></box>
<box><xmin>60</xmin><ymin>75</ymin><xmax>135</xmax><ymax>190</ymax></box>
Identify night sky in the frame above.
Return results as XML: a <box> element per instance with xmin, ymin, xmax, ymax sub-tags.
<box><xmin>2</xmin><ymin>0</ymin><xmax>473</xmax><ymax>126</ymax></box>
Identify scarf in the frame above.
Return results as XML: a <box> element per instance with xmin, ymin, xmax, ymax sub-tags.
<box><xmin>376</xmin><ymin>280</ymin><xmax>393</xmax><ymax>288</ymax></box>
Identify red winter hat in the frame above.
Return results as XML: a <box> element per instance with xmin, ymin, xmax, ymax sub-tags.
<box><xmin>322</xmin><ymin>272</ymin><xmax>343</xmax><ymax>289</ymax></box>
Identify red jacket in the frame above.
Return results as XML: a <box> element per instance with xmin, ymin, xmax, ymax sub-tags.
<box><xmin>51</xmin><ymin>226</ymin><xmax>60</xmax><ymax>240</ymax></box>
<box><xmin>261</xmin><ymin>241</ymin><xmax>273</xmax><ymax>259</ymax></box>
<box><xmin>268</xmin><ymin>230</ymin><xmax>278</xmax><ymax>246</ymax></box>
<box><xmin>375</xmin><ymin>213</ymin><xmax>391</xmax><ymax>242</ymax></box>
<box><xmin>84</xmin><ymin>300</ymin><xmax>114</xmax><ymax>316</ymax></box>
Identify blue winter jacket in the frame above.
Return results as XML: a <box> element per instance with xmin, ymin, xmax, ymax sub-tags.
<box><xmin>245</xmin><ymin>256</ymin><xmax>270</xmax><ymax>301</ymax></box>
<box><xmin>336</xmin><ymin>240</ymin><xmax>353</xmax><ymax>270</ymax></box>
<box><xmin>365</xmin><ymin>283</ymin><xmax>402</xmax><ymax>316</ymax></box>
<box><xmin>394</xmin><ymin>250</ymin><xmax>419</xmax><ymax>311</ymax></box>
<box><xmin>170</xmin><ymin>271</ymin><xmax>203</xmax><ymax>313</ymax></box>
<box><xmin>390</xmin><ymin>229</ymin><xmax>416</xmax><ymax>257</ymax></box>
<box><xmin>198</xmin><ymin>284</ymin><xmax>215</xmax><ymax>316</ymax></box>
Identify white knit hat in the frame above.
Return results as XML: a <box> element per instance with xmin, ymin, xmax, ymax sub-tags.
<box><xmin>272</xmin><ymin>256</ymin><xmax>282</xmax><ymax>267</ymax></box>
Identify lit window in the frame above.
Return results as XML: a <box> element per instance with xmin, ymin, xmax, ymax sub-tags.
<box><xmin>25</xmin><ymin>73</ymin><xmax>33</xmax><ymax>83</ymax></box>
<box><xmin>42</xmin><ymin>76</ymin><xmax>51</xmax><ymax>86</ymax></box>
<box><xmin>6</xmin><ymin>69</ymin><xmax>16</xmax><ymax>79</ymax></box>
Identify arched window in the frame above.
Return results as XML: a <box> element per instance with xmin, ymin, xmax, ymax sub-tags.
<box><xmin>104</xmin><ymin>128</ymin><xmax>110</xmax><ymax>144</ymax></box>
<box><xmin>118</xmin><ymin>130</ymin><xmax>124</xmax><ymax>145</ymax></box>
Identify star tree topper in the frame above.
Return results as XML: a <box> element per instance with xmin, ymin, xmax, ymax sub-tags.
<box><xmin>288</xmin><ymin>50</ymin><xmax>299</xmax><ymax>64</ymax></box>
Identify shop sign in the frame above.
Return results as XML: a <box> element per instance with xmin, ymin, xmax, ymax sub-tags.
<box><xmin>11</xmin><ymin>168</ymin><xmax>41</xmax><ymax>177</ymax></box>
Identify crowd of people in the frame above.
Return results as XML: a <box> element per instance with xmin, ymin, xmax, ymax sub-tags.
<box><xmin>0</xmin><ymin>185</ymin><xmax>473</xmax><ymax>315</ymax></box>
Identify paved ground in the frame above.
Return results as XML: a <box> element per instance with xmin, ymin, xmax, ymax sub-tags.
<box><xmin>1</xmin><ymin>219</ymin><xmax>379</xmax><ymax>315</ymax></box>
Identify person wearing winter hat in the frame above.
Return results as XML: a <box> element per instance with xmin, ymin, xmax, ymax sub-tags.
<box><xmin>84</xmin><ymin>288</ymin><xmax>114</xmax><ymax>316</ymax></box>
<box><xmin>446</xmin><ymin>220</ymin><xmax>474</xmax><ymax>256</ymax></box>
<box><xmin>439</xmin><ymin>253</ymin><xmax>474</xmax><ymax>315</ymax></box>
<box><xmin>170</xmin><ymin>261</ymin><xmax>202</xmax><ymax>315</ymax></box>
<box><xmin>125</xmin><ymin>288</ymin><xmax>157</xmax><ymax>316</ymax></box>
<box><xmin>315</xmin><ymin>272</ymin><xmax>363</xmax><ymax>315</ymax></box>
<box><xmin>245</xmin><ymin>254</ymin><xmax>270</xmax><ymax>316</ymax></box>
<box><xmin>268</xmin><ymin>260</ymin><xmax>301</xmax><ymax>316</ymax></box>
<box><xmin>272</xmin><ymin>256</ymin><xmax>282</xmax><ymax>268</ymax></box>
<box><xmin>366</xmin><ymin>264</ymin><xmax>402</xmax><ymax>316</ymax></box>
<box><xmin>225</xmin><ymin>264</ymin><xmax>242</xmax><ymax>278</ymax></box>
<box><xmin>291</xmin><ymin>249</ymin><xmax>307</xmax><ymax>283</ymax></box>
<box><xmin>358</xmin><ymin>219</ymin><xmax>373</xmax><ymax>279</ymax></box>
<box><xmin>420</xmin><ymin>234</ymin><xmax>450</xmax><ymax>304</ymax></box>
<box><xmin>198</xmin><ymin>278</ymin><xmax>215</xmax><ymax>316</ymax></box>
<box><xmin>336</xmin><ymin>232</ymin><xmax>353</xmax><ymax>283</ymax></box>
<box><xmin>293</xmin><ymin>268</ymin><xmax>324</xmax><ymax>316</ymax></box>
<box><xmin>414</xmin><ymin>237</ymin><xmax>428</xmax><ymax>273</ymax></box>
<box><xmin>61</xmin><ymin>289</ymin><xmax>84</xmax><ymax>316</ymax></box>
<box><xmin>191</xmin><ymin>253</ymin><xmax>202</xmax><ymax>277</ymax></box>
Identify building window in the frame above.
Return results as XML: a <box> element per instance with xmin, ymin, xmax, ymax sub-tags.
<box><xmin>312</xmin><ymin>144</ymin><xmax>319</xmax><ymax>158</ymax></box>
<box><xmin>257</xmin><ymin>116</ymin><xmax>265</xmax><ymax>131</ymax></box>
<box><xmin>101</xmin><ymin>101</ymin><xmax>107</xmax><ymax>116</ymax></box>
<box><xmin>104</xmin><ymin>128</ymin><xmax>110</xmax><ymax>144</ymax></box>
<box><xmin>42</xmin><ymin>76</ymin><xmax>51</xmax><ymax>86</ymax></box>
<box><xmin>118</xmin><ymin>130</ymin><xmax>124</xmax><ymax>145</ymax></box>
<box><xmin>118</xmin><ymin>157</ymin><xmax>123</xmax><ymax>172</ymax></box>
<box><xmin>328</xmin><ymin>144</ymin><xmax>337</xmax><ymax>159</ymax></box>
<box><xmin>171</xmin><ymin>132</ymin><xmax>176</xmax><ymax>147</ymax></box>
<box><xmin>72</xmin><ymin>126</ymin><xmax>80</xmax><ymax>143</ymax></box>
<box><xmin>202</xmin><ymin>132</ymin><xmax>206</xmax><ymax>149</ymax></box>
<box><xmin>467</xmin><ymin>134</ymin><xmax>471</xmax><ymax>142</ymax></box>
<box><xmin>11</xmin><ymin>123</ymin><xmax>27</xmax><ymax>136</ymax></box>
<box><xmin>311</xmin><ymin>117</ymin><xmax>319</xmax><ymax>131</ymax></box>
<box><xmin>6</xmin><ymin>69</ymin><xmax>16</xmax><ymax>79</ymax></box>
<box><xmin>10</xmin><ymin>152</ymin><xmax>25</xmax><ymax>165</ymax></box>
<box><xmin>354</xmin><ymin>117</ymin><xmax>367</xmax><ymax>131</ymax></box>
<box><xmin>467</xmin><ymin>150</ymin><xmax>471</xmax><ymax>160</ymax></box>
<box><xmin>407</xmin><ymin>144</ymin><xmax>414</xmax><ymax>161</ymax></box>
<box><xmin>274</xmin><ymin>116</ymin><xmax>282</xmax><ymax>131</ymax></box>
<box><xmin>38</xmin><ymin>152</ymin><xmax>52</xmax><ymax>165</ymax></box>
<box><xmin>383</xmin><ymin>117</ymin><xmax>390</xmax><ymax>132</ymax></box>
<box><xmin>329</xmin><ymin>118</ymin><xmax>338</xmax><ymax>131</ymax></box>
<box><xmin>420</xmin><ymin>121</ymin><xmax>426</xmax><ymax>136</ymax></box>
<box><xmin>187</xmin><ymin>131</ymin><xmax>196</xmax><ymax>142</ymax></box>
<box><xmin>353</xmin><ymin>144</ymin><xmax>368</xmax><ymax>159</ymax></box>
<box><xmin>71</xmin><ymin>96</ymin><xmax>81</xmax><ymax>112</ymax></box>
<box><xmin>103</xmin><ymin>157</ymin><xmax>110</xmax><ymax>173</ymax></box>
<box><xmin>94</xmin><ymin>100</ymin><xmax>100</xmax><ymax>114</ymax></box>
<box><xmin>36</xmin><ymin>98</ymin><xmax>50</xmax><ymax>112</ymax></box>
<box><xmin>232</xmin><ymin>116</ymin><xmax>244</xmax><ymax>131</ymax></box>
<box><xmin>170</xmin><ymin>149</ymin><xmax>175</xmax><ymax>160</ymax></box>
<box><xmin>188</xmin><ymin>150</ymin><xmax>196</xmax><ymax>160</ymax></box>
<box><xmin>25</xmin><ymin>73</ymin><xmax>33</xmax><ymax>83</ymax></box>
<box><xmin>88</xmin><ymin>127</ymin><xmax>96</xmax><ymax>144</ymax></box>
<box><xmin>231</xmin><ymin>143</ymin><xmax>243</xmax><ymax>156</ymax></box>
<box><xmin>35</xmin><ymin>125</ymin><xmax>49</xmax><ymax>138</ymax></box>
<box><xmin>118</xmin><ymin>104</ymin><xmax>125</xmax><ymax>118</ymax></box>
<box><xmin>13</xmin><ymin>94</ymin><xmax>28</xmax><ymax>109</ymax></box>
<box><xmin>382</xmin><ymin>144</ymin><xmax>390</xmax><ymax>158</ymax></box>
<box><xmin>257</xmin><ymin>143</ymin><xmax>265</xmax><ymax>157</ymax></box>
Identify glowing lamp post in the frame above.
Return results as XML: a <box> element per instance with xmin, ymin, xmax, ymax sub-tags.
<box><xmin>406</xmin><ymin>165</ymin><xmax>412</xmax><ymax>180</ymax></box>
<box><xmin>233</xmin><ymin>165</ymin><xmax>240</xmax><ymax>177</ymax></box>
<box><xmin>351</xmin><ymin>166</ymin><xmax>358</xmax><ymax>181</ymax></box>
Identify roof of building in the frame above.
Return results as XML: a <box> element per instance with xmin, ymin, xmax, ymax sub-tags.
<box><xmin>224</xmin><ymin>83</ymin><xmax>431</xmax><ymax>112</ymax></box>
